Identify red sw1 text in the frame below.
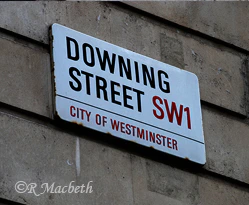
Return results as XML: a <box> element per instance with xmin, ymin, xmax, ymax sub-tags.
<box><xmin>152</xmin><ymin>96</ymin><xmax>192</xmax><ymax>129</ymax></box>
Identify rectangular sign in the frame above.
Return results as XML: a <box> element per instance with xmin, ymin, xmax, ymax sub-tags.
<box><xmin>51</xmin><ymin>23</ymin><xmax>206</xmax><ymax>165</ymax></box>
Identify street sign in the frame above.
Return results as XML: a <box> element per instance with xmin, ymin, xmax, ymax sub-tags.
<box><xmin>51</xmin><ymin>23</ymin><xmax>206</xmax><ymax>165</ymax></box>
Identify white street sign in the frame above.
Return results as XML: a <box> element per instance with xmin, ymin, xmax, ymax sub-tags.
<box><xmin>51</xmin><ymin>23</ymin><xmax>206</xmax><ymax>165</ymax></box>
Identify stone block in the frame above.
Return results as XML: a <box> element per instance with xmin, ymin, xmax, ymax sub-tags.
<box><xmin>199</xmin><ymin>176</ymin><xmax>249</xmax><ymax>205</ymax></box>
<box><xmin>0</xmin><ymin>36</ymin><xmax>52</xmax><ymax>117</ymax></box>
<box><xmin>131</xmin><ymin>155</ymin><xmax>249</xmax><ymax>205</ymax></box>
<box><xmin>181</xmin><ymin>35</ymin><xmax>247</xmax><ymax>115</ymax></box>
<box><xmin>125</xmin><ymin>2</ymin><xmax>249</xmax><ymax>51</ymax></box>
<box><xmin>0</xmin><ymin>112</ymin><xmax>133</xmax><ymax>205</ymax></box>
<box><xmin>203</xmin><ymin>106</ymin><xmax>249</xmax><ymax>184</ymax></box>
<box><xmin>131</xmin><ymin>156</ymin><xmax>198</xmax><ymax>205</ymax></box>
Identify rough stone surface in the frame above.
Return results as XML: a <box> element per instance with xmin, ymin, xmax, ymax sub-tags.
<box><xmin>181</xmin><ymin>35</ymin><xmax>247</xmax><ymax>115</ymax></box>
<box><xmin>131</xmin><ymin>156</ymin><xmax>249</xmax><ymax>205</ymax></box>
<box><xmin>199</xmin><ymin>176</ymin><xmax>249</xmax><ymax>205</ymax></box>
<box><xmin>131</xmin><ymin>156</ymin><xmax>187</xmax><ymax>205</ymax></box>
<box><xmin>0</xmin><ymin>35</ymin><xmax>52</xmax><ymax>118</ymax></box>
<box><xmin>0</xmin><ymin>112</ymin><xmax>133</xmax><ymax>205</ymax></box>
<box><xmin>125</xmin><ymin>2</ymin><xmax>249</xmax><ymax>51</ymax></box>
<box><xmin>0</xmin><ymin>2</ymin><xmax>119</xmax><ymax>46</ymax></box>
<box><xmin>203</xmin><ymin>106</ymin><xmax>249</xmax><ymax>184</ymax></box>
<box><xmin>160</xmin><ymin>34</ymin><xmax>184</xmax><ymax>69</ymax></box>
<box><xmin>146</xmin><ymin>160</ymin><xmax>199</xmax><ymax>204</ymax></box>
<box><xmin>160</xmin><ymin>32</ymin><xmax>247</xmax><ymax>115</ymax></box>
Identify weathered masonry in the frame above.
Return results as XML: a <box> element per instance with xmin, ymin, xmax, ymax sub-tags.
<box><xmin>0</xmin><ymin>2</ymin><xmax>249</xmax><ymax>205</ymax></box>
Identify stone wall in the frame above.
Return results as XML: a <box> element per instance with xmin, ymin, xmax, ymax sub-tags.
<box><xmin>0</xmin><ymin>2</ymin><xmax>249</xmax><ymax>205</ymax></box>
